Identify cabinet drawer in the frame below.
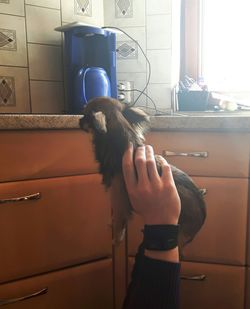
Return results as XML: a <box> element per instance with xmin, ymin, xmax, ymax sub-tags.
<box><xmin>146</xmin><ymin>132</ymin><xmax>250</xmax><ymax>178</ymax></box>
<box><xmin>246</xmin><ymin>268</ymin><xmax>250</xmax><ymax>309</ymax></box>
<box><xmin>127</xmin><ymin>259</ymin><xmax>245</xmax><ymax>309</ymax></box>
<box><xmin>0</xmin><ymin>130</ymin><xmax>98</xmax><ymax>183</ymax></box>
<box><xmin>180</xmin><ymin>262</ymin><xmax>245</xmax><ymax>309</ymax></box>
<box><xmin>127</xmin><ymin>177</ymin><xmax>248</xmax><ymax>266</ymax></box>
<box><xmin>0</xmin><ymin>174</ymin><xmax>112</xmax><ymax>283</ymax></box>
<box><xmin>0</xmin><ymin>259</ymin><xmax>113</xmax><ymax>309</ymax></box>
<box><xmin>182</xmin><ymin>177</ymin><xmax>248</xmax><ymax>265</ymax></box>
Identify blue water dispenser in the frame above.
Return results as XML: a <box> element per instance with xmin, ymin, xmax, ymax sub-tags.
<box><xmin>55</xmin><ymin>23</ymin><xmax>118</xmax><ymax>114</ymax></box>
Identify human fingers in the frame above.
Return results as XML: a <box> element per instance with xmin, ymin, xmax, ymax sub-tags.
<box><xmin>122</xmin><ymin>143</ymin><xmax>137</xmax><ymax>188</ymax></box>
<box><xmin>145</xmin><ymin>145</ymin><xmax>160</xmax><ymax>182</ymax></box>
<box><xmin>157</xmin><ymin>155</ymin><xmax>175</xmax><ymax>185</ymax></box>
<box><xmin>134</xmin><ymin>145</ymin><xmax>149</xmax><ymax>186</ymax></box>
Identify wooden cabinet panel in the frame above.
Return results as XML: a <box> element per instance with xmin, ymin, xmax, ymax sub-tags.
<box><xmin>0</xmin><ymin>130</ymin><xmax>98</xmax><ymax>183</ymax></box>
<box><xmin>182</xmin><ymin>177</ymin><xmax>248</xmax><ymax>265</ymax></box>
<box><xmin>246</xmin><ymin>268</ymin><xmax>250</xmax><ymax>309</ymax></box>
<box><xmin>0</xmin><ymin>259</ymin><xmax>113</xmax><ymax>309</ymax></box>
<box><xmin>127</xmin><ymin>177</ymin><xmax>248</xmax><ymax>266</ymax></box>
<box><xmin>127</xmin><ymin>259</ymin><xmax>245</xmax><ymax>309</ymax></box>
<box><xmin>0</xmin><ymin>174</ymin><xmax>112</xmax><ymax>283</ymax></box>
<box><xmin>127</xmin><ymin>214</ymin><xmax>144</xmax><ymax>257</ymax></box>
<box><xmin>180</xmin><ymin>262</ymin><xmax>245</xmax><ymax>309</ymax></box>
<box><xmin>146</xmin><ymin>132</ymin><xmax>250</xmax><ymax>178</ymax></box>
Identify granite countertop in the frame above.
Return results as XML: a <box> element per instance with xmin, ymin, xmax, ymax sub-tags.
<box><xmin>0</xmin><ymin>112</ymin><xmax>250</xmax><ymax>131</ymax></box>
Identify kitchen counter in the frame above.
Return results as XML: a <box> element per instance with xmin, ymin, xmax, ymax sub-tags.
<box><xmin>0</xmin><ymin>113</ymin><xmax>250</xmax><ymax>131</ymax></box>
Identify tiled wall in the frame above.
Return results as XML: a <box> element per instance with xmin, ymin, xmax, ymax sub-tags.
<box><xmin>0</xmin><ymin>0</ymin><xmax>103</xmax><ymax>113</ymax></box>
<box><xmin>0</xmin><ymin>0</ymin><xmax>179</xmax><ymax>114</ymax></box>
<box><xmin>104</xmin><ymin>0</ymin><xmax>180</xmax><ymax>113</ymax></box>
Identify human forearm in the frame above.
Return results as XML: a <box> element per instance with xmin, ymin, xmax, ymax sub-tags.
<box><xmin>123</xmin><ymin>247</ymin><xmax>180</xmax><ymax>309</ymax></box>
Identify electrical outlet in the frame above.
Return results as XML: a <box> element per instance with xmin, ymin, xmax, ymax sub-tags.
<box><xmin>117</xmin><ymin>81</ymin><xmax>134</xmax><ymax>104</ymax></box>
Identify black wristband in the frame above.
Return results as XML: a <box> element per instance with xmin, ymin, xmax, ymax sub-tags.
<box><xmin>142</xmin><ymin>224</ymin><xmax>179</xmax><ymax>251</ymax></box>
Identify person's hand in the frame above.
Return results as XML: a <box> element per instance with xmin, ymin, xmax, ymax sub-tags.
<box><xmin>122</xmin><ymin>144</ymin><xmax>181</xmax><ymax>225</ymax></box>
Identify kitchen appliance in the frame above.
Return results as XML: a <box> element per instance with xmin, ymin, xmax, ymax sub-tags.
<box><xmin>55</xmin><ymin>23</ymin><xmax>117</xmax><ymax>114</ymax></box>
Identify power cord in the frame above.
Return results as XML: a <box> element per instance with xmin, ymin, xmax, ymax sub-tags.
<box><xmin>102</xmin><ymin>26</ymin><xmax>151</xmax><ymax>107</ymax></box>
<box><xmin>122</xmin><ymin>88</ymin><xmax>165</xmax><ymax>115</ymax></box>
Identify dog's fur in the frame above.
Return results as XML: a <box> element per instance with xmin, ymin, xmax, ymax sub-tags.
<box><xmin>79</xmin><ymin>97</ymin><xmax>206</xmax><ymax>247</ymax></box>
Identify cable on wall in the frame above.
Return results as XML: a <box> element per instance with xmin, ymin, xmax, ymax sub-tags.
<box><xmin>102</xmin><ymin>26</ymin><xmax>152</xmax><ymax>107</ymax></box>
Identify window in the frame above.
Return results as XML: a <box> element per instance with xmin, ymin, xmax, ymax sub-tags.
<box><xmin>182</xmin><ymin>0</ymin><xmax>250</xmax><ymax>105</ymax></box>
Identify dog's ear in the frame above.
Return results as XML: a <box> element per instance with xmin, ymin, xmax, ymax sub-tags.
<box><xmin>122</xmin><ymin>106</ymin><xmax>150</xmax><ymax>126</ymax></box>
<box><xmin>92</xmin><ymin>111</ymin><xmax>107</xmax><ymax>133</ymax></box>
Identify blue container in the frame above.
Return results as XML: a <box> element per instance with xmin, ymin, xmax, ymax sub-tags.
<box><xmin>55</xmin><ymin>23</ymin><xmax>117</xmax><ymax>114</ymax></box>
<box><xmin>75</xmin><ymin>67</ymin><xmax>111</xmax><ymax>107</ymax></box>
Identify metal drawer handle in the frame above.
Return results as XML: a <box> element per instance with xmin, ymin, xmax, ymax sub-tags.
<box><xmin>0</xmin><ymin>192</ymin><xmax>41</xmax><ymax>204</ymax></box>
<box><xmin>0</xmin><ymin>287</ymin><xmax>48</xmax><ymax>306</ymax></box>
<box><xmin>199</xmin><ymin>188</ymin><xmax>207</xmax><ymax>196</ymax></box>
<box><xmin>181</xmin><ymin>274</ymin><xmax>206</xmax><ymax>281</ymax></box>
<box><xmin>163</xmin><ymin>151</ymin><xmax>208</xmax><ymax>158</ymax></box>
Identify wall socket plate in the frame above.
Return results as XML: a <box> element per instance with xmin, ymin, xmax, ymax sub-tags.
<box><xmin>117</xmin><ymin>81</ymin><xmax>134</xmax><ymax>104</ymax></box>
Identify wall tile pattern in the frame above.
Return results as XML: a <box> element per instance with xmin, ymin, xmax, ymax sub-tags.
<box><xmin>0</xmin><ymin>15</ymin><xmax>27</xmax><ymax>67</ymax></box>
<box><xmin>0</xmin><ymin>66</ymin><xmax>30</xmax><ymax>112</ymax></box>
<box><xmin>1</xmin><ymin>0</ymin><xmax>179</xmax><ymax>113</ymax></box>
<box><xmin>61</xmin><ymin>0</ymin><xmax>103</xmax><ymax>26</ymax></box>
<box><xmin>74</xmin><ymin>0</ymin><xmax>92</xmax><ymax>16</ymax></box>
<box><xmin>116</xmin><ymin>41</ymin><xmax>138</xmax><ymax>59</ymax></box>
<box><xmin>115</xmin><ymin>0</ymin><xmax>133</xmax><ymax>18</ymax></box>
<box><xmin>0</xmin><ymin>76</ymin><xmax>16</xmax><ymax>106</ymax></box>
<box><xmin>104</xmin><ymin>0</ymin><xmax>180</xmax><ymax>112</ymax></box>
<box><xmin>0</xmin><ymin>0</ymin><xmax>103</xmax><ymax>113</ymax></box>
<box><xmin>0</xmin><ymin>29</ymin><xmax>17</xmax><ymax>51</ymax></box>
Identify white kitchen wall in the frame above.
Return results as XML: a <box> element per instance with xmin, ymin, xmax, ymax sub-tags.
<box><xmin>0</xmin><ymin>0</ymin><xmax>103</xmax><ymax>113</ymax></box>
<box><xmin>104</xmin><ymin>0</ymin><xmax>180</xmax><ymax>113</ymax></box>
<box><xmin>0</xmin><ymin>0</ymin><xmax>179</xmax><ymax>113</ymax></box>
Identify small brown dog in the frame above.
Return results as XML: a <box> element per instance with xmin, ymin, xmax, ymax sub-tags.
<box><xmin>79</xmin><ymin>97</ymin><xmax>206</xmax><ymax>247</ymax></box>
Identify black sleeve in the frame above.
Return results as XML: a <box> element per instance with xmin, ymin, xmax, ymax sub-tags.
<box><xmin>123</xmin><ymin>244</ymin><xmax>180</xmax><ymax>309</ymax></box>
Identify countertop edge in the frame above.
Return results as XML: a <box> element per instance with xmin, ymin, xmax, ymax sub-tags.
<box><xmin>0</xmin><ymin>114</ymin><xmax>250</xmax><ymax>131</ymax></box>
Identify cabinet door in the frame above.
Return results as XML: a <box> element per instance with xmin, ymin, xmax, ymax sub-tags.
<box><xmin>0</xmin><ymin>174</ymin><xmax>112</xmax><ymax>283</ymax></box>
<box><xmin>0</xmin><ymin>130</ymin><xmax>99</xmax><ymax>183</ymax></box>
<box><xmin>246</xmin><ymin>268</ymin><xmax>250</xmax><ymax>309</ymax></box>
<box><xmin>146</xmin><ymin>131</ymin><xmax>250</xmax><ymax>178</ymax></box>
<box><xmin>127</xmin><ymin>259</ymin><xmax>245</xmax><ymax>309</ymax></box>
<box><xmin>182</xmin><ymin>177</ymin><xmax>248</xmax><ymax>266</ymax></box>
<box><xmin>0</xmin><ymin>259</ymin><xmax>113</xmax><ymax>309</ymax></box>
<box><xmin>180</xmin><ymin>262</ymin><xmax>245</xmax><ymax>309</ymax></box>
<box><xmin>128</xmin><ymin>177</ymin><xmax>248</xmax><ymax>266</ymax></box>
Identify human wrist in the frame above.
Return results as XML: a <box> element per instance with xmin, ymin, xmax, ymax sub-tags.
<box><xmin>143</xmin><ymin>214</ymin><xmax>179</xmax><ymax>226</ymax></box>
<box><xmin>142</xmin><ymin>224</ymin><xmax>179</xmax><ymax>252</ymax></box>
<box><xmin>145</xmin><ymin>247</ymin><xmax>179</xmax><ymax>263</ymax></box>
